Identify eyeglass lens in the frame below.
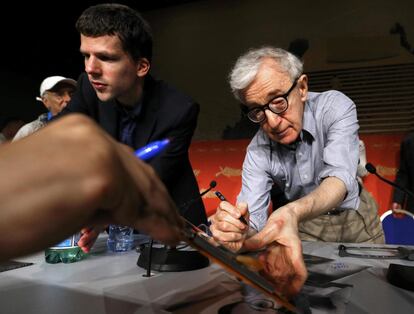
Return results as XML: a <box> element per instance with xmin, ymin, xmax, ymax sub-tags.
<box><xmin>248</xmin><ymin>97</ymin><xmax>288</xmax><ymax>122</ymax></box>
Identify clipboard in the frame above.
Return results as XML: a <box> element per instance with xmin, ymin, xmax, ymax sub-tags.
<box><xmin>181</xmin><ymin>219</ymin><xmax>296</xmax><ymax>312</ymax></box>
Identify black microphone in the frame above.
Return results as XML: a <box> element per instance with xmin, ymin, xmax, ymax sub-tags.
<box><xmin>199</xmin><ymin>180</ymin><xmax>217</xmax><ymax>197</ymax></box>
<box><xmin>178</xmin><ymin>180</ymin><xmax>217</xmax><ymax>214</ymax></box>
<box><xmin>365</xmin><ymin>162</ymin><xmax>414</xmax><ymax>199</ymax></box>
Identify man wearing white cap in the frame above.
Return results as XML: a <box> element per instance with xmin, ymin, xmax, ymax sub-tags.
<box><xmin>13</xmin><ymin>76</ymin><xmax>76</xmax><ymax>141</ymax></box>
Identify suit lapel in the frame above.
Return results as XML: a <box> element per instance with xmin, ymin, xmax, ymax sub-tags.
<box><xmin>133</xmin><ymin>77</ymin><xmax>161</xmax><ymax>148</ymax></box>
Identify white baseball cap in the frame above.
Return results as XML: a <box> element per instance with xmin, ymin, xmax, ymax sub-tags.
<box><xmin>36</xmin><ymin>76</ymin><xmax>76</xmax><ymax>101</ymax></box>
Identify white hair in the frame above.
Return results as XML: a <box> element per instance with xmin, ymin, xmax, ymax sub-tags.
<box><xmin>229</xmin><ymin>47</ymin><xmax>303</xmax><ymax>102</ymax></box>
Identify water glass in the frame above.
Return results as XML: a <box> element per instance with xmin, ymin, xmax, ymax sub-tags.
<box><xmin>107</xmin><ymin>225</ymin><xmax>134</xmax><ymax>252</ymax></box>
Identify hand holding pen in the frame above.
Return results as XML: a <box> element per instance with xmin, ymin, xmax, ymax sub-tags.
<box><xmin>214</xmin><ymin>191</ymin><xmax>248</xmax><ymax>225</ymax></box>
<box><xmin>131</xmin><ymin>138</ymin><xmax>185</xmax><ymax>240</ymax></box>
<box><xmin>210</xmin><ymin>192</ymin><xmax>250</xmax><ymax>252</ymax></box>
<box><xmin>51</xmin><ymin>114</ymin><xmax>182</xmax><ymax>253</ymax></box>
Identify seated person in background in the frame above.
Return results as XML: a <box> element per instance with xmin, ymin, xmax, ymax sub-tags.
<box><xmin>0</xmin><ymin>116</ymin><xmax>24</xmax><ymax>143</ymax></box>
<box><xmin>392</xmin><ymin>132</ymin><xmax>414</xmax><ymax>214</ymax></box>
<box><xmin>210</xmin><ymin>47</ymin><xmax>384</xmax><ymax>297</ymax></box>
<box><xmin>0</xmin><ymin>114</ymin><xmax>183</xmax><ymax>263</ymax></box>
<box><xmin>60</xmin><ymin>4</ymin><xmax>206</xmax><ymax>237</ymax></box>
<box><xmin>13</xmin><ymin>76</ymin><xmax>76</xmax><ymax>141</ymax></box>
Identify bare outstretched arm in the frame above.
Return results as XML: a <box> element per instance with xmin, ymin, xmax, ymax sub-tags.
<box><xmin>0</xmin><ymin>114</ymin><xmax>183</xmax><ymax>262</ymax></box>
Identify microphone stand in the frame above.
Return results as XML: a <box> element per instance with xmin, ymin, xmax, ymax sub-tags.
<box><xmin>365</xmin><ymin>163</ymin><xmax>414</xmax><ymax>200</ymax></box>
<box><xmin>137</xmin><ymin>242</ymin><xmax>209</xmax><ymax>272</ymax></box>
<box><xmin>142</xmin><ymin>239</ymin><xmax>153</xmax><ymax>277</ymax></box>
<box><xmin>137</xmin><ymin>181</ymin><xmax>216</xmax><ymax>273</ymax></box>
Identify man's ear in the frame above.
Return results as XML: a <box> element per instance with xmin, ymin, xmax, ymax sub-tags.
<box><xmin>137</xmin><ymin>58</ymin><xmax>150</xmax><ymax>78</ymax></box>
<box><xmin>42</xmin><ymin>97</ymin><xmax>50</xmax><ymax>111</ymax></box>
<box><xmin>298</xmin><ymin>74</ymin><xmax>308</xmax><ymax>102</ymax></box>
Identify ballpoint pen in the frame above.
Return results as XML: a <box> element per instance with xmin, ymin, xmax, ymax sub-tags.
<box><xmin>214</xmin><ymin>191</ymin><xmax>248</xmax><ymax>225</ymax></box>
<box><xmin>135</xmin><ymin>138</ymin><xmax>170</xmax><ymax>161</ymax></box>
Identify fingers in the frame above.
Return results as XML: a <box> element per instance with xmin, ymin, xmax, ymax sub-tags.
<box><xmin>135</xmin><ymin>165</ymin><xmax>184</xmax><ymax>230</ymax></box>
<box><xmin>135</xmin><ymin>215</ymin><xmax>182</xmax><ymax>246</ymax></box>
<box><xmin>391</xmin><ymin>202</ymin><xmax>402</xmax><ymax>210</ymax></box>
<box><xmin>78</xmin><ymin>228</ymin><xmax>101</xmax><ymax>253</ymax></box>
<box><xmin>391</xmin><ymin>202</ymin><xmax>405</xmax><ymax>217</ymax></box>
<box><xmin>124</xmin><ymin>160</ymin><xmax>183</xmax><ymax>244</ymax></box>
<box><xmin>209</xmin><ymin>201</ymin><xmax>249</xmax><ymax>252</ymax></box>
<box><xmin>110</xmin><ymin>144</ymin><xmax>184</xmax><ymax>242</ymax></box>
<box><xmin>241</xmin><ymin>210</ymin><xmax>307</xmax><ymax>297</ymax></box>
<box><xmin>210</xmin><ymin>201</ymin><xmax>247</xmax><ymax>240</ymax></box>
<box><xmin>81</xmin><ymin>129</ymin><xmax>183</xmax><ymax>245</ymax></box>
<box><xmin>211</xmin><ymin>201</ymin><xmax>248</xmax><ymax>232</ymax></box>
<box><xmin>259</xmin><ymin>242</ymin><xmax>307</xmax><ymax>297</ymax></box>
<box><xmin>243</xmin><ymin>219</ymin><xmax>283</xmax><ymax>251</ymax></box>
<box><xmin>81</xmin><ymin>227</ymin><xmax>93</xmax><ymax>234</ymax></box>
<box><xmin>209</xmin><ymin>223</ymin><xmax>245</xmax><ymax>242</ymax></box>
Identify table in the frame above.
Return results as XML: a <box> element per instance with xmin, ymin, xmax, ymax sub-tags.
<box><xmin>302</xmin><ymin>242</ymin><xmax>414</xmax><ymax>313</ymax></box>
<box><xmin>1</xmin><ymin>237</ymin><xmax>413</xmax><ymax>313</ymax></box>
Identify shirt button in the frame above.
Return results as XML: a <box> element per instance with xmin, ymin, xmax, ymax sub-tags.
<box><xmin>303</xmin><ymin>174</ymin><xmax>308</xmax><ymax>179</ymax></box>
<box><xmin>285</xmin><ymin>183</ymin><xmax>290</xmax><ymax>187</ymax></box>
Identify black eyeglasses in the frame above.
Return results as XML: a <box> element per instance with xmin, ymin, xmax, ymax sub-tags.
<box><xmin>244</xmin><ymin>78</ymin><xmax>299</xmax><ymax>123</ymax></box>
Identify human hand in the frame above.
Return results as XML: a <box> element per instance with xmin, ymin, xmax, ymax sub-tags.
<box><xmin>86</xmin><ymin>138</ymin><xmax>184</xmax><ymax>246</ymax></box>
<box><xmin>210</xmin><ymin>201</ymin><xmax>249</xmax><ymax>252</ymax></box>
<box><xmin>391</xmin><ymin>202</ymin><xmax>402</xmax><ymax>211</ymax></box>
<box><xmin>391</xmin><ymin>202</ymin><xmax>405</xmax><ymax>218</ymax></box>
<box><xmin>0</xmin><ymin>114</ymin><xmax>184</xmax><ymax>261</ymax></box>
<box><xmin>243</xmin><ymin>206</ymin><xmax>307</xmax><ymax>297</ymax></box>
<box><xmin>49</xmin><ymin>115</ymin><xmax>184</xmax><ymax>246</ymax></box>
<box><xmin>77</xmin><ymin>226</ymin><xmax>104</xmax><ymax>253</ymax></box>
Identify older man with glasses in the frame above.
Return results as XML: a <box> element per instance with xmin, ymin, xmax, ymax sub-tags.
<box><xmin>210</xmin><ymin>47</ymin><xmax>384</xmax><ymax>297</ymax></box>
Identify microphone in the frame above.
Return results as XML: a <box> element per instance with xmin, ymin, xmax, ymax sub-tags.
<box><xmin>199</xmin><ymin>180</ymin><xmax>217</xmax><ymax>197</ymax></box>
<box><xmin>178</xmin><ymin>180</ymin><xmax>217</xmax><ymax>213</ymax></box>
<box><xmin>365</xmin><ymin>162</ymin><xmax>414</xmax><ymax>199</ymax></box>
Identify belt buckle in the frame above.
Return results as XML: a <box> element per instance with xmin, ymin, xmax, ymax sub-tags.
<box><xmin>326</xmin><ymin>209</ymin><xmax>342</xmax><ymax>216</ymax></box>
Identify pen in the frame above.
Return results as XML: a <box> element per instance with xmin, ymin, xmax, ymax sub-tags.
<box><xmin>214</xmin><ymin>191</ymin><xmax>248</xmax><ymax>225</ymax></box>
<box><xmin>135</xmin><ymin>138</ymin><xmax>170</xmax><ymax>161</ymax></box>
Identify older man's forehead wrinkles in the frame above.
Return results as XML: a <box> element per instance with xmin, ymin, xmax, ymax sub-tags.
<box><xmin>245</xmin><ymin>63</ymin><xmax>292</xmax><ymax>104</ymax></box>
<box><xmin>245</xmin><ymin>79</ymin><xmax>272</xmax><ymax>102</ymax></box>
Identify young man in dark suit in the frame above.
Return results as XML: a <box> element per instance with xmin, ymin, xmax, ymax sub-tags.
<box><xmin>60</xmin><ymin>4</ymin><xmax>206</xmax><ymax>250</ymax></box>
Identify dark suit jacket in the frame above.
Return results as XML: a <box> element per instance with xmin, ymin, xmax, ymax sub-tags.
<box><xmin>61</xmin><ymin>73</ymin><xmax>207</xmax><ymax>226</ymax></box>
<box><xmin>393</xmin><ymin>133</ymin><xmax>414</xmax><ymax>213</ymax></box>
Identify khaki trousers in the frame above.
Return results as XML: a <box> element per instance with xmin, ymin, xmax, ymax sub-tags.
<box><xmin>298</xmin><ymin>189</ymin><xmax>385</xmax><ymax>244</ymax></box>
